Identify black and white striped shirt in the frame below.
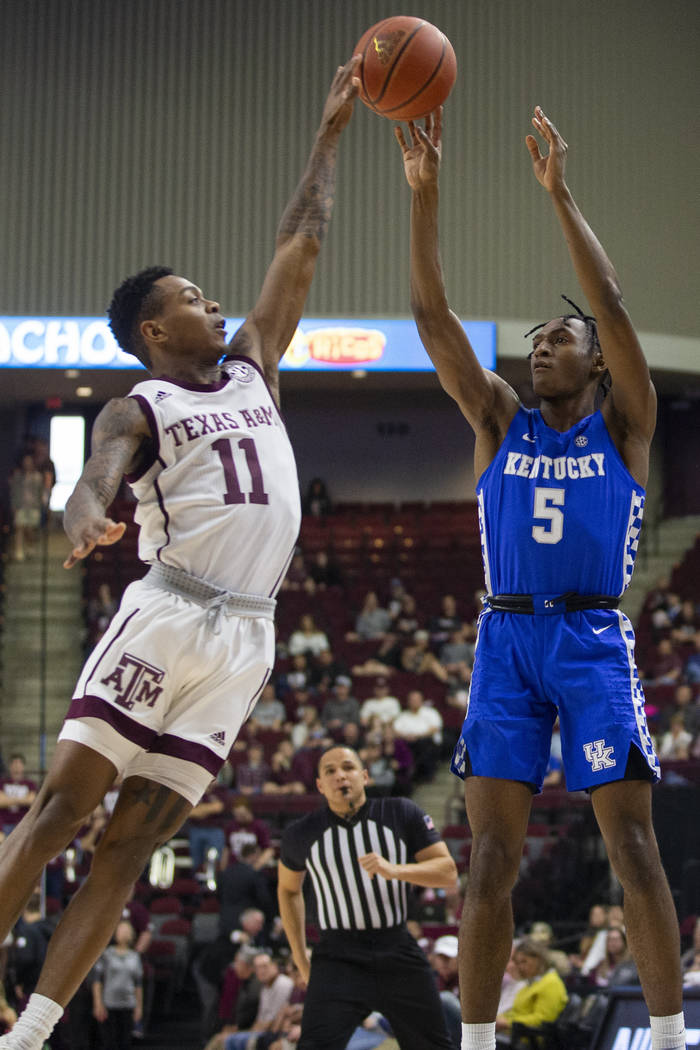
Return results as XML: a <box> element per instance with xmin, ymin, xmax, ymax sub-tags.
<box><xmin>280</xmin><ymin>797</ymin><xmax>440</xmax><ymax>932</ymax></box>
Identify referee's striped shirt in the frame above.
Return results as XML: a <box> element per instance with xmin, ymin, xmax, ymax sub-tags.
<box><xmin>280</xmin><ymin>797</ymin><xmax>440</xmax><ymax>932</ymax></box>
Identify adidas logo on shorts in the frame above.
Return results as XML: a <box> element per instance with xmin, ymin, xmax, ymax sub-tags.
<box><xmin>209</xmin><ymin>730</ymin><xmax>226</xmax><ymax>746</ymax></box>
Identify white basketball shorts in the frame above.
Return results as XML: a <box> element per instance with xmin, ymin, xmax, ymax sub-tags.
<box><xmin>58</xmin><ymin>577</ymin><xmax>274</xmax><ymax>806</ymax></box>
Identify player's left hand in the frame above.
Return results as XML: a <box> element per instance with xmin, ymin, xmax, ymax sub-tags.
<box><xmin>320</xmin><ymin>55</ymin><xmax>361</xmax><ymax>136</ymax></box>
<box><xmin>526</xmin><ymin>106</ymin><xmax>568</xmax><ymax>193</ymax></box>
<box><xmin>358</xmin><ymin>851</ymin><xmax>396</xmax><ymax>880</ymax></box>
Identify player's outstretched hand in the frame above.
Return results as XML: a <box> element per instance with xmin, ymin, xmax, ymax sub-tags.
<box><xmin>358</xmin><ymin>851</ymin><xmax>396</xmax><ymax>880</ymax></box>
<box><xmin>63</xmin><ymin>517</ymin><xmax>126</xmax><ymax>569</ymax></box>
<box><xmin>320</xmin><ymin>55</ymin><xmax>361</xmax><ymax>136</ymax></box>
<box><xmin>394</xmin><ymin>107</ymin><xmax>442</xmax><ymax>191</ymax></box>
<box><xmin>526</xmin><ymin>106</ymin><xmax>568</xmax><ymax>193</ymax></box>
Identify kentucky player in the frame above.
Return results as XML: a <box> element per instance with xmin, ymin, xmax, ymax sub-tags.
<box><xmin>396</xmin><ymin>107</ymin><xmax>686</xmax><ymax>1050</ymax></box>
<box><xmin>0</xmin><ymin>57</ymin><xmax>361</xmax><ymax>1050</ymax></box>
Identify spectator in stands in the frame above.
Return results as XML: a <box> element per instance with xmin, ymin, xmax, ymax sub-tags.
<box><xmin>400</xmin><ymin>629</ymin><xmax>449</xmax><ymax>682</ymax></box>
<box><xmin>186</xmin><ymin>779</ymin><xmax>226</xmax><ymax>871</ymax></box>
<box><xmin>644</xmin><ymin>637</ymin><xmax>684</xmax><ymax>685</ymax></box>
<box><xmin>281</xmin><ymin>653</ymin><xmax>312</xmax><ymax>694</ymax></box>
<box><xmin>360</xmin><ymin>734</ymin><xmax>396</xmax><ymax>796</ymax></box>
<box><xmin>8</xmin><ymin>894</ymin><xmax>54</xmax><ymax>1010</ymax></box>
<box><xmin>290</xmin><ymin>705</ymin><xmax>325</xmax><ymax>752</ymax></box>
<box><xmin>495</xmin><ymin>939</ymin><xmax>568</xmax><ymax>1038</ymax></box>
<box><xmin>390</xmin><ymin>592</ymin><xmax>421</xmax><ymax>639</ymax></box>
<box><xmin>86</xmin><ymin>582</ymin><xmax>118</xmax><ymax>647</ymax></box>
<box><xmin>307</xmin><ymin>646</ymin><xmax>349</xmax><ymax>693</ymax></box>
<box><xmin>280</xmin><ymin>551</ymin><xmax>315</xmax><ymax>595</ymax></box>
<box><xmin>76</xmin><ymin>803</ymin><xmax>109</xmax><ymax>860</ymax></box>
<box><xmin>31</xmin><ymin>438</ymin><xmax>56</xmax><ymax>528</ymax></box>
<box><xmin>235</xmin><ymin>743</ymin><xmax>274</xmax><ymax>795</ymax></box>
<box><xmin>381</xmin><ymin>723</ymin><xmax>414</xmax><ymax>795</ymax></box>
<box><xmin>658</xmin><ymin>713</ymin><xmax>693</xmax><ymax>761</ymax></box>
<box><xmin>91</xmin><ymin>919</ymin><xmax>143</xmax><ymax>1050</ymax></box>
<box><xmin>683</xmin><ymin>632</ymin><xmax>700</xmax><ymax>684</ymax></box>
<box><xmin>347</xmin><ymin>591</ymin><xmax>392</xmax><ymax>642</ymax></box>
<box><xmin>438</xmin><ymin>624</ymin><xmax>475</xmax><ymax>683</ymax></box>
<box><xmin>341</xmin><ymin>721</ymin><xmax>364</xmax><ymax>751</ymax></box>
<box><xmin>218</xmin><ymin>846</ymin><xmax>276</xmax><ymax>939</ymax></box>
<box><xmin>669</xmin><ymin>599</ymin><xmax>700</xmax><ymax>644</ymax></box>
<box><xmin>208</xmin><ymin>950</ymin><xmax>294</xmax><ymax>1050</ymax></box>
<box><xmin>393</xmin><ymin>690</ymin><xmax>443</xmax><ymax>783</ymax></box>
<box><xmin>663</xmin><ymin>683</ymin><xmax>700</xmax><ymax>739</ymax></box>
<box><xmin>527</xmin><ymin>921</ymin><xmax>572</xmax><ymax>978</ymax></box>
<box><xmin>572</xmin><ymin>904</ymin><xmax>613</xmax><ymax>976</ymax></box>
<box><xmin>267</xmin><ymin>739</ymin><xmax>307</xmax><ymax>795</ymax></box>
<box><xmin>303</xmin><ymin>477</ymin><xmax>332</xmax><ymax>519</ymax></box>
<box><xmin>308</xmin><ymin>550</ymin><xmax>343</xmax><ymax>590</ymax></box>
<box><xmin>497</xmin><ymin>943</ymin><xmax>527</xmax><ymax>1016</ymax></box>
<box><xmin>195</xmin><ymin>911</ymin><xmax>268</xmax><ymax>1043</ymax></box>
<box><xmin>248</xmin><ymin>684</ymin><xmax>287</xmax><ymax>732</ymax></box>
<box><xmin>0</xmin><ymin>989</ymin><xmax>16</xmax><ymax>1036</ymax></box>
<box><xmin>593</xmin><ymin>927</ymin><xmax>639</xmax><ymax>987</ymax></box>
<box><xmin>120</xmin><ymin>885</ymin><xmax>153</xmax><ymax>957</ymax></box>
<box><xmin>9</xmin><ymin>453</ymin><xmax>44</xmax><ymax>561</ymax></box>
<box><xmin>0</xmin><ymin>755</ymin><xmax>37</xmax><ymax>836</ymax></box>
<box><xmin>215</xmin><ymin>946</ymin><xmax>261</xmax><ymax>1040</ymax></box>
<box><xmin>431</xmin><ymin>934</ymin><xmax>462</xmax><ymax>1050</ymax></box>
<box><xmin>320</xmin><ymin>676</ymin><xmax>361</xmax><ymax>733</ymax></box>
<box><xmin>359</xmin><ymin>677</ymin><xmax>402</xmax><ymax>727</ymax></box>
<box><xmin>542</xmin><ymin>722</ymin><xmax>564</xmax><ymax>789</ymax></box>
<box><xmin>429</xmin><ymin>594</ymin><xmax>463</xmax><ymax>647</ymax></box>
<box><xmin>221</xmin><ymin>797</ymin><xmax>274</xmax><ymax>870</ymax></box>
<box><xmin>287</xmin><ymin>614</ymin><xmax>330</xmax><ymax>659</ymax></box>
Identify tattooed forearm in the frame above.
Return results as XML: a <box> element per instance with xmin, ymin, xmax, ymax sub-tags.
<box><xmin>277</xmin><ymin>149</ymin><xmax>336</xmax><ymax>242</ymax></box>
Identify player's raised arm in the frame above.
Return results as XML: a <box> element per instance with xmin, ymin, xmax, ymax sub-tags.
<box><xmin>228</xmin><ymin>56</ymin><xmax>361</xmax><ymax>403</ymax></box>
<box><xmin>526</xmin><ymin>107</ymin><xmax>656</xmax><ymax>448</ymax></box>
<box><xmin>63</xmin><ymin>397</ymin><xmax>150</xmax><ymax>568</ymax></box>
<box><xmin>396</xmin><ymin>110</ymin><xmax>519</xmax><ymax>466</ymax></box>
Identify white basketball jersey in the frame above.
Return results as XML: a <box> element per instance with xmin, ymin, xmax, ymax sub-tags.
<box><xmin>126</xmin><ymin>356</ymin><xmax>301</xmax><ymax>597</ymax></box>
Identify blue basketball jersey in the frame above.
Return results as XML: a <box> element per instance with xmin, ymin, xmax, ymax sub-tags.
<box><xmin>476</xmin><ymin>406</ymin><xmax>645</xmax><ymax>597</ymax></box>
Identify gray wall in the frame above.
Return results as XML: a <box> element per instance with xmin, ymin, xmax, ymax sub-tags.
<box><xmin>0</xmin><ymin>0</ymin><xmax>698</xmax><ymax>336</ymax></box>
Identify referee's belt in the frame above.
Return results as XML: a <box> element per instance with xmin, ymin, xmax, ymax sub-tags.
<box><xmin>485</xmin><ymin>591</ymin><xmax>620</xmax><ymax>616</ymax></box>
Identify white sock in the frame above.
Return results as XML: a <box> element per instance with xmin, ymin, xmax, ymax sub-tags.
<box><xmin>650</xmin><ymin>1012</ymin><xmax>686</xmax><ymax>1050</ymax></box>
<box><xmin>462</xmin><ymin>1021</ymin><xmax>496</xmax><ymax>1050</ymax></box>
<box><xmin>8</xmin><ymin>993</ymin><xmax>63</xmax><ymax>1050</ymax></box>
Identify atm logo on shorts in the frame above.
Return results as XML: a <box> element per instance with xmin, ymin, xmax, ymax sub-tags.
<box><xmin>583</xmin><ymin>739</ymin><xmax>616</xmax><ymax>771</ymax></box>
<box><xmin>101</xmin><ymin>652</ymin><xmax>165</xmax><ymax>711</ymax></box>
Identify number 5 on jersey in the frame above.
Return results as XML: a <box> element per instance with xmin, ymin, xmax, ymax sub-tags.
<box><xmin>532</xmin><ymin>487</ymin><xmax>564</xmax><ymax>544</ymax></box>
<box><xmin>213</xmin><ymin>437</ymin><xmax>269</xmax><ymax>505</ymax></box>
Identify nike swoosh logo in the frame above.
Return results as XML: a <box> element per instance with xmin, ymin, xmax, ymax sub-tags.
<box><xmin>592</xmin><ymin>625</ymin><xmax>612</xmax><ymax>635</ymax></box>
<box><xmin>522</xmin><ymin>433</ymin><xmax>536</xmax><ymax>443</ymax></box>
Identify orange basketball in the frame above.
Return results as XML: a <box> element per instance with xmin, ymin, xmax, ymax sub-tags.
<box><xmin>354</xmin><ymin>16</ymin><xmax>457</xmax><ymax>121</ymax></box>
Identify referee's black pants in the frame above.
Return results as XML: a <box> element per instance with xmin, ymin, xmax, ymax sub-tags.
<box><xmin>297</xmin><ymin>925</ymin><xmax>454</xmax><ymax>1050</ymax></box>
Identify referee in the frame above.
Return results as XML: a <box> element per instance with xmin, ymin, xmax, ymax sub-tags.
<box><xmin>278</xmin><ymin>746</ymin><xmax>457</xmax><ymax>1050</ymax></box>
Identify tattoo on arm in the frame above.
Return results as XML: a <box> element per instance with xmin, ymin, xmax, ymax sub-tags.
<box><xmin>277</xmin><ymin>151</ymin><xmax>336</xmax><ymax>242</ymax></box>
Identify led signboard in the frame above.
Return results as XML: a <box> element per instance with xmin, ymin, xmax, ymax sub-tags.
<box><xmin>0</xmin><ymin>316</ymin><xmax>496</xmax><ymax>372</ymax></box>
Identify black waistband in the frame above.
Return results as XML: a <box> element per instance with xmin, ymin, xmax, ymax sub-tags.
<box><xmin>485</xmin><ymin>592</ymin><xmax>620</xmax><ymax>615</ymax></box>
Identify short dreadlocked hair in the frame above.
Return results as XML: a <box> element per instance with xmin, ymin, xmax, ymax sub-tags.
<box><xmin>525</xmin><ymin>294</ymin><xmax>610</xmax><ymax>397</ymax></box>
<box><xmin>107</xmin><ymin>265</ymin><xmax>174</xmax><ymax>369</ymax></box>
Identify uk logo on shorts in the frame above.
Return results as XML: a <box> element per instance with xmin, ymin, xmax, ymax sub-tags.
<box><xmin>583</xmin><ymin>739</ymin><xmax>616</xmax><ymax>772</ymax></box>
<box><xmin>101</xmin><ymin>653</ymin><xmax>165</xmax><ymax>711</ymax></box>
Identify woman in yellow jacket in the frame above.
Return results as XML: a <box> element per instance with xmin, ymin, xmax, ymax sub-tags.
<box><xmin>496</xmin><ymin>939</ymin><xmax>568</xmax><ymax>1036</ymax></box>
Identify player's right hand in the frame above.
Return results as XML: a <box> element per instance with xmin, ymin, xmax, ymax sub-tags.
<box><xmin>63</xmin><ymin>518</ymin><xmax>126</xmax><ymax>569</ymax></box>
<box><xmin>394</xmin><ymin>107</ymin><xmax>442</xmax><ymax>190</ymax></box>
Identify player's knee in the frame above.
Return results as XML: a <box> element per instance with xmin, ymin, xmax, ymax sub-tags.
<box><xmin>468</xmin><ymin>834</ymin><xmax>521</xmax><ymax>896</ymax></box>
<box><xmin>606</xmin><ymin>819</ymin><xmax>659</xmax><ymax>891</ymax></box>
<box><xmin>90</xmin><ymin>828</ymin><xmax>161</xmax><ymax>887</ymax></box>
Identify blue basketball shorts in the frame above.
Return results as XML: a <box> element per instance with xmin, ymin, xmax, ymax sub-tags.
<box><xmin>450</xmin><ymin>607</ymin><xmax>659</xmax><ymax>792</ymax></box>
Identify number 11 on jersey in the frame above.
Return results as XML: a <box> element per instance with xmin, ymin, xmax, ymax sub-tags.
<box><xmin>213</xmin><ymin>437</ymin><xmax>269</xmax><ymax>506</ymax></box>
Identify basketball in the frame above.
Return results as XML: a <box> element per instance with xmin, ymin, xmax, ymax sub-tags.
<box><xmin>354</xmin><ymin>16</ymin><xmax>457</xmax><ymax>121</ymax></box>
